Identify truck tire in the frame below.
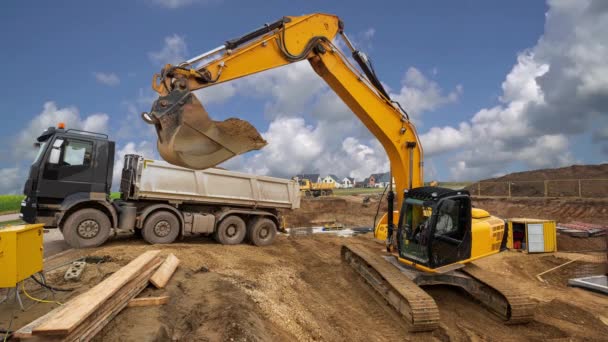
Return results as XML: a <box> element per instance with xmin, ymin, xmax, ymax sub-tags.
<box><xmin>247</xmin><ymin>217</ymin><xmax>277</xmax><ymax>246</ymax></box>
<box><xmin>62</xmin><ymin>208</ymin><xmax>111</xmax><ymax>248</ymax></box>
<box><xmin>142</xmin><ymin>211</ymin><xmax>180</xmax><ymax>244</ymax></box>
<box><xmin>214</xmin><ymin>215</ymin><xmax>246</xmax><ymax>245</ymax></box>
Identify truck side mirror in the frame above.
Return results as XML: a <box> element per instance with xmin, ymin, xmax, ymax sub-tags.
<box><xmin>48</xmin><ymin>139</ymin><xmax>64</xmax><ymax>164</ymax></box>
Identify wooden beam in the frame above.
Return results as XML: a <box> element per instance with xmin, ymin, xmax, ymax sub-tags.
<box><xmin>149</xmin><ymin>253</ymin><xmax>180</xmax><ymax>289</ymax></box>
<box><xmin>32</xmin><ymin>250</ymin><xmax>161</xmax><ymax>336</ymax></box>
<box><xmin>127</xmin><ymin>295</ymin><xmax>170</xmax><ymax>307</ymax></box>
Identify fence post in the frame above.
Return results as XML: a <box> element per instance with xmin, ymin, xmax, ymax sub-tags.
<box><xmin>578</xmin><ymin>179</ymin><xmax>582</xmax><ymax>198</ymax></box>
<box><xmin>508</xmin><ymin>182</ymin><xmax>511</xmax><ymax>198</ymax></box>
<box><xmin>544</xmin><ymin>180</ymin><xmax>548</xmax><ymax>198</ymax></box>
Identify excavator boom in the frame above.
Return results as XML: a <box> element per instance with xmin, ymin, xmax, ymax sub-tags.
<box><xmin>144</xmin><ymin>13</ymin><xmax>423</xmax><ymax>212</ymax></box>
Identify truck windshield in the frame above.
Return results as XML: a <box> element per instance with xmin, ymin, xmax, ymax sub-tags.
<box><xmin>32</xmin><ymin>141</ymin><xmax>48</xmax><ymax>164</ymax></box>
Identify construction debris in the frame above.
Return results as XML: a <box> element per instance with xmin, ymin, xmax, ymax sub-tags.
<box><xmin>557</xmin><ymin>221</ymin><xmax>607</xmax><ymax>237</ymax></box>
<box><xmin>127</xmin><ymin>295</ymin><xmax>170</xmax><ymax>307</ymax></box>
<box><xmin>568</xmin><ymin>275</ymin><xmax>608</xmax><ymax>294</ymax></box>
<box><xmin>150</xmin><ymin>253</ymin><xmax>180</xmax><ymax>289</ymax></box>
<box><xmin>63</xmin><ymin>261</ymin><xmax>86</xmax><ymax>282</ymax></box>
<box><xmin>14</xmin><ymin>250</ymin><xmax>162</xmax><ymax>341</ymax></box>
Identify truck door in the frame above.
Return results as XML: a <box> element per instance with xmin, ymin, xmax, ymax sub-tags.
<box><xmin>38</xmin><ymin>137</ymin><xmax>96</xmax><ymax>198</ymax></box>
<box><xmin>429</xmin><ymin>197</ymin><xmax>472</xmax><ymax>268</ymax></box>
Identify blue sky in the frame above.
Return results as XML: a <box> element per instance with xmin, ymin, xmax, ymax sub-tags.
<box><xmin>1</xmin><ymin>0</ymin><xmax>607</xmax><ymax>193</ymax></box>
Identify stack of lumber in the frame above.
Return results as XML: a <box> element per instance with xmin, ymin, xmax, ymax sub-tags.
<box><xmin>14</xmin><ymin>250</ymin><xmax>163</xmax><ymax>341</ymax></box>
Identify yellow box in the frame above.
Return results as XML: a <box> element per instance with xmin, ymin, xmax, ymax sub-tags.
<box><xmin>507</xmin><ymin>218</ymin><xmax>557</xmax><ymax>253</ymax></box>
<box><xmin>0</xmin><ymin>224</ymin><xmax>44</xmax><ymax>288</ymax></box>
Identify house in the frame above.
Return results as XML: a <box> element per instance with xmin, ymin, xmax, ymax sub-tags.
<box><xmin>341</xmin><ymin>177</ymin><xmax>355</xmax><ymax>188</ymax></box>
<box><xmin>294</xmin><ymin>174</ymin><xmax>321</xmax><ymax>184</ymax></box>
<box><xmin>365</xmin><ymin>172</ymin><xmax>394</xmax><ymax>188</ymax></box>
<box><xmin>322</xmin><ymin>174</ymin><xmax>342</xmax><ymax>188</ymax></box>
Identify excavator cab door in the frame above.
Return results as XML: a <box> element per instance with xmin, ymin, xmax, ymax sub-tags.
<box><xmin>428</xmin><ymin>196</ymin><xmax>472</xmax><ymax>268</ymax></box>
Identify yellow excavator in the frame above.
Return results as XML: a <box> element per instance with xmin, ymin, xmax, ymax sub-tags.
<box><xmin>142</xmin><ymin>13</ymin><xmax>535</xmax><ymax>331</ymax></box>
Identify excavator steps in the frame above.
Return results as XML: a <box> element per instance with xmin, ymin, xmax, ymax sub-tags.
<box><xmin>341</xmin><ymin>244</ymin><xmax>440</xmax><ymax>332</ymax></box>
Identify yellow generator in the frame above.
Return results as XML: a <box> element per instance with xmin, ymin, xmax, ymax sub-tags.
<box><xmin>507</xmin><ymin>218</ymin><xmax>557</xmax><ymax>253</ymax></box>
<box><xmin>0</xmin><ymin>224</ymin><xmax>44</xmax><ymax>288</ymax></box>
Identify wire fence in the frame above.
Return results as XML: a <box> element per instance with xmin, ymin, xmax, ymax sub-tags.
<box><xmin>470</xmin><ymin>179</ymin><xmax>608</xmax><ymax>198</ymax></box>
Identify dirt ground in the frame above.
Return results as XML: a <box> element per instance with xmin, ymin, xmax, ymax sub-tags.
<box><xmin>2</xmin><ymin>196</ymin><xmax>607</xmax><ymax>341</ymax></box>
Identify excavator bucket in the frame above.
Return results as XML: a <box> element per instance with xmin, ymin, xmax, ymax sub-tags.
<box><xmin>144</xmin><ymin>88</ymin><xmax>267</xmax><ymax>169</ymax></box>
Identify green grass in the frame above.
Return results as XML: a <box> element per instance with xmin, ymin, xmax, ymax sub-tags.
<box><xmin>0</xmin><ymin>193</ymin><xmax>122</xmax><ymax>215</ymax></box>
<box><xmin>0</xmin><ymin>219</ymin><xmax>24</xmax><ymax>227</ymax></box>
<box><xmin>0</xmin><ymin>194</ymin><xmax>25</xmax><ymax>215</ymax></box>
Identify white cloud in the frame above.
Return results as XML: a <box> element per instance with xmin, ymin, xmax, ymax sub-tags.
<box><xmin>421</xmin><ymin>0</ymin><xmax>608</xmax><ymax>180</ymax></box>
<box><xmin>391</xmin><ymin>67</ymin><xmax>462</xmax><ymax>123</ymax></box>
<box><xmin>93</xmin><ymin>72</ymin><xmax>120</xmax><ymax>86</ymax></box>
<box><xmin>149</xmin><ymin>34</ymin><xmax>188</xmax><ymax>65</ymax></box>
<box><xmin>0</xmin><ymin>167</ymin><xmax>21</xmax><ymax>194</ymax></box>
<box><xmin>147</xmin><ymin>0</ymin><xmax>216</xmax><ymax>9</ymax></box>
<box><xmin>14</xmin><ymin>102</ymin><xmax>109</xmax><ymax>160</ymax></box>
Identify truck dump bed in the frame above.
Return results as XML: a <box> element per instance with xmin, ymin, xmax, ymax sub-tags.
<box><xmin>121</xmin><ymin>155</ymin><xmax>300</xmax><ymax>209</ymax></box>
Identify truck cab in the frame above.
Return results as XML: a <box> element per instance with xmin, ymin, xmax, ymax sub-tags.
<box><xmin>21</xmin><ymin>125</ymin><xmax>115</xmax><ymax>229</ymax></box>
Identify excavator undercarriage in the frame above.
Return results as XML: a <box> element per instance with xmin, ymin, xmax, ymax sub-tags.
<box><xmin>342</xmin><ymin>244</ymin><xmax>536</xmax><ymax>332</ymax></box>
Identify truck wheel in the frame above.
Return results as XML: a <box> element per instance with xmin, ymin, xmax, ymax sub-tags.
<box><xmin>62</xmin><ymin>208</ymin><xmax>111</xmax><ymax>248</ymax></box>
<box><xmin>247</xmin><ymin>218</ymin><xmax>277</xmax><ymax>246</ymax></box>
<box><xmin>215</xmin><ymin>215</ymin><xmax>246</xmax><ymax>245</ymax></box>
<box><xmin>142</xmin><ymin>211</ymin><xmax>180</xmax><ymax>244</ymax></box>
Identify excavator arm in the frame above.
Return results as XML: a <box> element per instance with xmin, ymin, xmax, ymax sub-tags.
<box><xmin>144</xmin><ymin>13</ymin><xmax>423</xmax><ymax>214</ymax></box>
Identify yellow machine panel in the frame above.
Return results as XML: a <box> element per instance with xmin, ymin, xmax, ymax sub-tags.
<box><xmin>0</xmin><ymin>224</ymin><xmax>44</xmax><ymax>288</ymax></box>
<box><xmin>507</xmin><ymin>218</ymin><xmax>557</xmax><ymax>253</ymax></box>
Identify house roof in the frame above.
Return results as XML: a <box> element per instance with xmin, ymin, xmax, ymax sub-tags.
<box><xmin>342</xmin><ymin>176</ymin><xmax>355</xmax><ymax>182</ymax></box>
<box><xmin>295</xmin><ymin>174</ymin><xmax>320</xmax><ymax>181</ymax></box>
<box><xmin>369</xmin><ymin>172</ymin><xmax>390</xmax><ymax>183</ymax></box>
<box><xmin>326</xmin><ymin>174</ymin><xmax>340</xmax><ymax>181</ymax></box>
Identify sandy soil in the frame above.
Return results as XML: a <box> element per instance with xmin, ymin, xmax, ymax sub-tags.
<box><xmin>2</xmin><ymin>196</ymin><xmax>607</xmax><ymax>341</ymax></box>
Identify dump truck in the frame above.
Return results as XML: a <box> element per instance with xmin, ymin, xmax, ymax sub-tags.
<box><xmin>296</xmin><ymin>178</ymin><xmax>334</xmax><ymax>197</ymax></box>
<box><xmin>20</xmin><ymin>125</ymin><xmax>300</xmax><ymax>248</ymax></box>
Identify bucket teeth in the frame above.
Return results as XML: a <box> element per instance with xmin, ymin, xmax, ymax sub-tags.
<box><xmin>148</xmin><ymin>89</ymin><xmax>267</xmax><ymax>169</ymax></box>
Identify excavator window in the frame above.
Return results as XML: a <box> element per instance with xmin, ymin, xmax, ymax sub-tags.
<box><xmin>398</xmin><ymin>200</ymin><xmax>431</xmax><ymax>263</ymax></box>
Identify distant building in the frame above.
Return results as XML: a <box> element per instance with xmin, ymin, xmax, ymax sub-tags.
<box><xmin>341</xmin><ymin>177</ymin><xmax>355</xmax><ymax>188</ymax></box>
<box><xmin>322</xmin><ymin>174</ymin><xmax>341</xmax><ymax>188</ymax></box>
<box><xmin>365</xmin><ymin>172</ymin><xmax>393</xmax><ymax>188</ymax></box>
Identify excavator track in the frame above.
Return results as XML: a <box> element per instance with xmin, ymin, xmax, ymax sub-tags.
<box><xmin>460</xmin><ymin>264</ymin><xmax>536</xmax><ymax>324</ymax></box>
<box><xmin>341</xmin><ymin>244</ymin><xmax>439</xmax><ymax>332</ymax></box>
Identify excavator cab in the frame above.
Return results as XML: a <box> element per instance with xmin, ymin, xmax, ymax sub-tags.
<box><xmin>397</xmin><ymin>187</ymin><xmax>472</xmax><ymax>269</ymax></box>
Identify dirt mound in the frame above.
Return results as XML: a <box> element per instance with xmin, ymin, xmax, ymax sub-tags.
<box><xmin>481</xmin><ymin>164</ymin><xmax>608</xmax><ymax>182</ymax></box>
<box><xmin>284</xmin><ymin>196</ymin><xmax>387</xmax><ymax>228</ymax></box>
<box><xmin>465</xmin><ymin>164</ymin><xmax>608</xmax><ymax>197</ymax></box>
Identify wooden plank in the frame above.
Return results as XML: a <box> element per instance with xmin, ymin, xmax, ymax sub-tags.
<box><xmin>63</xmin><ymin>260</ymin><xmax>161</xmax><ymax>342</ymax></box>
<box><xmin>17</xmin><ymin>257</ymin><xmax>161</xmax><ymax>341</ymax></box>
<box><xmin>127</xmin><ymin>295</ymin><xmax>170</xmax><ymax>307</ymax></box>
<box><xmin>33</xmin><ymin>250</ymin><xmax>161</xmax><ymax>336</ymax></box>
<box><xmin>12</xmin><ymin>305</ymin><xmax>64</xmax><ymax>339</ymax></box>
<box><xmin>149</xmin><ymin>253</ymin><xmax>180</xmax><ymax>289</ymax></box>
